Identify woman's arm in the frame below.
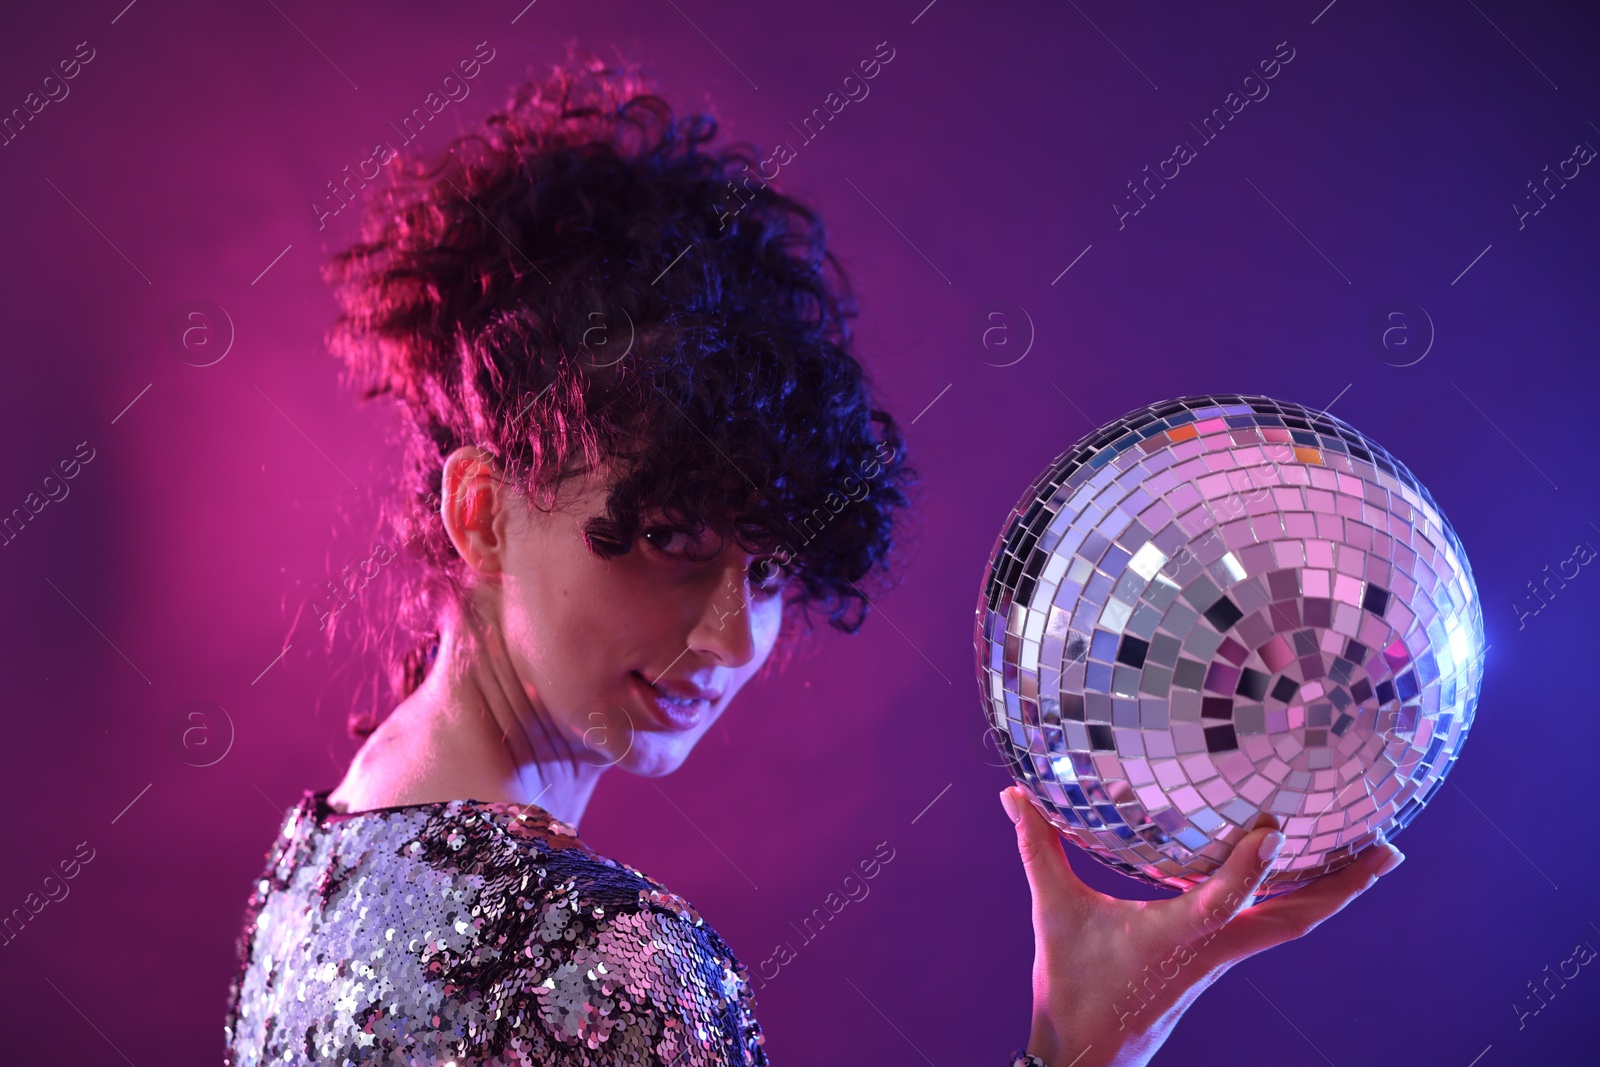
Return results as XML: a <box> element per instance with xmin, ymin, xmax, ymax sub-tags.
<box><xmin>999</xmin><ymin>784</ymin><xmax>1405</xmax><ymax>1067</ymax></box>
<box><xmin>516</xmin><ymin>892</ymin><xmax>769</xmax><ymax>1066</ymax></box>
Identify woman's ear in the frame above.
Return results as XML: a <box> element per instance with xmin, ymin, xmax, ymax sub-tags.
<box><xmin>440</xmin><ymin>446</ymin><xmax>511</xmax><ymax>574</ymax></box>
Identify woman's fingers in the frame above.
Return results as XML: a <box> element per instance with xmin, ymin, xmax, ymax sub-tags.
<box><xmin>1200</xmin><ymin>842</ymin><xmax>1404</xmax><ymax>967</ymax></box>
<box><xmin>1001</xmin><ymin>786</ymin><xmax>1099</xmax><ymax>914</ymax></box>
<box><xmin>1180</xmin><ymin>821</ymin><xmax>1284</xmax><ymax>932</ymax></box>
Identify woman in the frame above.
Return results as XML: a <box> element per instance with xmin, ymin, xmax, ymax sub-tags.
<box><xmin>223</xmin><ymin>55</ymin><xmax>1404</xmax><ymax>1067</ymax></box>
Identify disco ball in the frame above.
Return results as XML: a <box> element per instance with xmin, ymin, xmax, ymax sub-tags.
<box><xmin>975</xmin><ymin>394</ymin><xmax>1485</xmax><ymax>892</ymax></box>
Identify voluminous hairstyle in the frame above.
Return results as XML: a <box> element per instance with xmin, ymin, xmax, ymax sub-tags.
<box><xmin>323</xmin><ymin>52</ymin><xmax>918</xmax><ymax>737</ymax></box>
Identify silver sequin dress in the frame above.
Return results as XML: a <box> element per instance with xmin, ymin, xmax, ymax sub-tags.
<box><xmin>224</xmin><ymin>790</ymin><xmax>767</xmax><ymax>1066</ymax></box>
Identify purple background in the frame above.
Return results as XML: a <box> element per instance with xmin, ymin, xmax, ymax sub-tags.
<box><xmin>2</xmin><ymin>0</ymin><xmax>1597</xmax><ymax>1063</ymax></box>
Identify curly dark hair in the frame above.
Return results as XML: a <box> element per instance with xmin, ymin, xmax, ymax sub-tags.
<box><xmin>323</xmin><ymin>51</ymin><xmax>918</xmax><ymax>737</ymax></box>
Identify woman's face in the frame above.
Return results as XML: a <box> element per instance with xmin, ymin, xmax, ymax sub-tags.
<box><xmin>491</xmin><ymin>458</ymin><xmax>789</xmax><ymax>778</ymax></box>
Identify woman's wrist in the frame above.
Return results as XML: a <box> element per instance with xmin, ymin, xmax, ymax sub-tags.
<box><xmin>1026</xmin><ymin>990</ymin><xmax>1191</xmax><ymax>1067</ymax></box>
<box><xmin>1022</xmin><ymin>1030</ymin><xmax>1143</xmax><ymax>1067</ymax></box>
<box><xmin>1027</xmin><ymin>965</ymin><xmax>1223</xmax><ymax>1067</ymax></box>
<box><xmin>1024</xmin><ymin>1010</ymin><xmax>1126</xmax><ymax>1067</ymax></box>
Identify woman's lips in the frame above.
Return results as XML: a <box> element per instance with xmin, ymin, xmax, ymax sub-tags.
<box><xmin>629</xmin><ymin>670</ymin><xmax>712</xmax><ymax>731</ymax></box>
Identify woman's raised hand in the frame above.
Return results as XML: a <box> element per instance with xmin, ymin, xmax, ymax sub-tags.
<box><xmin>1000</xmin><ymin>783</ymin><xmax>1405</xmax><ymax>1067</ymax></box>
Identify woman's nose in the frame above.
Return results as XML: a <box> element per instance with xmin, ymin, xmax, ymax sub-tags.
<box><xmin>686</xmin><ymin>557</ymin><xmax>759</xmax><ymax>668</ymax></box>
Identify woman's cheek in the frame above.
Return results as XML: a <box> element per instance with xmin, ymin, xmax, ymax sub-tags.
<box><xmin>755</xmin><ymin>596</ymin><xmax>785</xmax><ymax>648</ymax></box>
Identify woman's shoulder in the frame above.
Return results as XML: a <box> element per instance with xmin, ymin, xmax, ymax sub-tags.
<box><xmin>257</xmin><ymin>788</ymin><xmax>733</xmax><ymax>955</ymax></box>
<box><xmin>227</xmin><ymin>789</ymin><xmax>766</xmax><ymax>1065</ymax></box>
<box><xmin>369</xmin><ymin>791</ymin><xmax>702</xmax><ymax>909</ymax></box>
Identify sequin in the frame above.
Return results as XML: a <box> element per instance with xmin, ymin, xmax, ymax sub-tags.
<box><xmin>223</xmin><ymin>790</ymin><xmax>769</xmax><ymax>1065</ymax></box>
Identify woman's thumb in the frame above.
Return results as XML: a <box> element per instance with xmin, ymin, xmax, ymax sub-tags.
<box><xmin>1000</xmin><ymin>785</ymin><xmax>1084</xmax><ymax>903</ymax></box>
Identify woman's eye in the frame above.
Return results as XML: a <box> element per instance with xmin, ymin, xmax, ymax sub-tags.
<box><xmin>642</xmin><ymin>526</ymin><xmax>788</xmax><ymax>594</ymax></box>
<box><xmin>641</xmin><ymin>527</ymin><xmax>689</xmax><ymax>554</ymax></box>
<box><xmin>642</xmin><ymin>525</ymin><xmax>721</xmax><ymax>560</ymax></box>
<box><xmin>750</xmin><ymin>558</ymin><xmax>789</xmax><ymax>596</ymax></box>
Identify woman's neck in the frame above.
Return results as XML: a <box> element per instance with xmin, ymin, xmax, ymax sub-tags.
<box><xmin>327</xmin><ymin>616</ymin><xmax>606</xmax><ymax>827</ymax></box>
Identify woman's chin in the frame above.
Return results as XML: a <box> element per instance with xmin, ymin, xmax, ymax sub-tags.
<box><xmin>609</xmin><ymin>732</ymin><xmax>699</xmax><ymax>777</ymax></box>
